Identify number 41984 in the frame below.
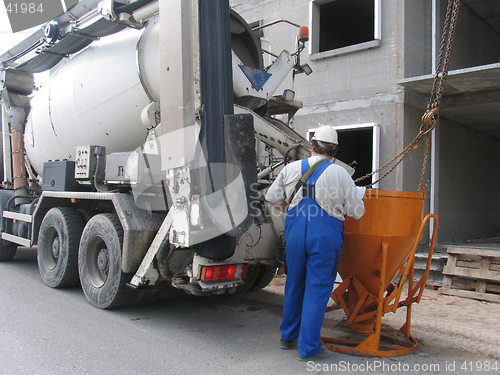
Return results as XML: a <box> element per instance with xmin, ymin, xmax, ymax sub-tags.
<box><xmin>461</xmin><ymin>361</ymin><xmax>499</xmax><ymax>372</ymax></box>
<box><xmin>6</xmin><ymin>3</ymin><xmax>44</xmax><ymax>14</ymax></box>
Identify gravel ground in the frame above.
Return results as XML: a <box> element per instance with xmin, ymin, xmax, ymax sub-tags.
<box><xmin>253</xmin><ymin>275</ymin><xmax>500</xmax><ymax>360</ymax></box>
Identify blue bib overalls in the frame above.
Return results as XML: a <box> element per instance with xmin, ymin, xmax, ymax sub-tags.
<box><xmin>280</xmin><ymin>159</ymin><xmax>344</xmax><ymax>358</ymax></box>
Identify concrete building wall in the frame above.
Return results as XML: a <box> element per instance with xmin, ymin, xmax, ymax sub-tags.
<box><xmin>403</xmin><ymin>0</ymin><xmax>432</xmax><ymax>78</ymax></box>
<box><xmin>443</xmin><ymin>0</ymin><xmax>500</xmax><ymax>70</ymax></box>
<box><xmin>437</xmin><ymin>118</ymin><xmax>500</xmax><ymax>240</ymax></box>
<box><xmin>402</xmin><ymin>0</ymin><xmax>500</xmax><ymax>74</ymax></box>
<box><xmin>402</xmin><ymin>91</ymin><xmax>430</xmax><ymax>194</ymax></box>
<box><xmin>401</xmin><ymin>0</ymin><xmax>434</xmax><ymax>200</ymax></box>
<box><xmin>292</xmin><ymin>95</ymin><xmax>405</xmax><ymax>192</ymax></box>
<box><xmin>434</xmin><ymin>0</ymin><xmax>500</xmax><ymax>241</ymax></box>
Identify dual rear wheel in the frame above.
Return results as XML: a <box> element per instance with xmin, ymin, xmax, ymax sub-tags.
<box><xmin>37</xmin><ymin>209</ymin><xmax>136</xmax><ymax>309</ymax></box>
<box><xmin>37</xmin><ymin>208</ymin><xmax>276</xmax><ymax>307</ymax></box>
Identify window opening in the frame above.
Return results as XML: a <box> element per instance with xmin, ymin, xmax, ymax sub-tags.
<box><xmin>319</xmin><ymin>0</ymin><xmax>374</xmax><ymax>52</ymax></box>
<box><xmin>310</xmin><ymin>0</ymin><xmax>381</xmax><ymax>58</ymax></box>
<box><xmin>308</xmin><ymin>123</ymin><xmax>379</xmax><ymax>187</ymax></box>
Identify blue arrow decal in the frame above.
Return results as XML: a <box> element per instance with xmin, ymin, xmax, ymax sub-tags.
<box><xmin>239</xmin><ymin>65</ymin><xmax>272</xmax><ymax>91</ymax></box>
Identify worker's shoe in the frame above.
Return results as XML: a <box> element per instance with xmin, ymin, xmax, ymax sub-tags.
<box><xmin>280</xmin><ymin>338</ymin><xmax>298</xmax><ymax>350</ymax></box>
<box><xmin>297</xmin><ymin>346</ymin><xmax>329</xmax><ymax>362</ymax></box>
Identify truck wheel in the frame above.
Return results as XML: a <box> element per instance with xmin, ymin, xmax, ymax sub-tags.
<box><xmin>235</xmin><ymin>264</ymin><xmax>278</xmax><ymax>294</ymax></box>
<box><xmin>0</xmin><ymin>198</ymin><xmax>17</xmax><ymax>261</ymax></box>
<box><xmin>37</xmin><ymin>207</ymin><xmax>84</xmax><ymax>288</ymax></box>
<box><xmin>78</xmin><ymin>213</ymin><xmax>136</xmax><ymax>309</ymax></box>
<box><xmin>0</xmin><ymin>242</ymin><xmax>17</xmax><ymax>262</ymax></box>
<box><xmin>249</xmin><ymin>265</ymin><xmax>278</xmax><ymax>291</ymax></box>
<box><xmin>76</xmin><ymin>208</ymin><xmax>97</xmax><ymax>225</ymax></box>
<box><xmin>235</xmin><ymin>264</ymin><xmax>261</xmax><ymax>294</ymax></box>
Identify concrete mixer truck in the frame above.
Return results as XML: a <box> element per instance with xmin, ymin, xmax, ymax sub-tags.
<box><xmin>0</xmin><ymin>0</ymin><xmax>347</xmax><ymax>309</ymax></box>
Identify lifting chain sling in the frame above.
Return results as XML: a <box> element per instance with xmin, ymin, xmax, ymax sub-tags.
<box><xmin>355</xmin><ymin>0</ymin><xmax>461</xmax><ymax>193</ymax></box>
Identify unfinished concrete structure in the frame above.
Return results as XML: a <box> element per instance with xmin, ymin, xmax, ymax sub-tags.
<box><xmin>230</xmin><ymin>0</ymin><xmax>500</xmax><ymax>243</ymax></box>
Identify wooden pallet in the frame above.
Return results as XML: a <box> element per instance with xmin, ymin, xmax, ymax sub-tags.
<box><xmin>438</xmin><ymin>246</ymin><xmax>500</xmax><ymax>303</ymax></box>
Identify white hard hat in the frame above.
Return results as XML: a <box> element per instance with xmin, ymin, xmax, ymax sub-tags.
<box><xmin>311</xmin><ymin>125</ymin><xmax>338</xmax><ymax>145</ymax></box>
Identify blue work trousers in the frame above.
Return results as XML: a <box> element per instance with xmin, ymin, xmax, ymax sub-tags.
<box><xmin>280</xmin><ymin>160</ymin><xmax>344</xmax><ymax>358</ymax></box>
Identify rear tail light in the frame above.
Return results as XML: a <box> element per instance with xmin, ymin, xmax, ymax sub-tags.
<box><xmin>200</xmin><ymin>263</ymin><xmax>249</xmax><ymax>283</ymax></box>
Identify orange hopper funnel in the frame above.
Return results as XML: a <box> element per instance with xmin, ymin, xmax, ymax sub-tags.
<box><xmin>322</xmin><ymin>190</ymin><xmax>438</xmax><ymax>357</ymax></box>
<box><xmin>339</xmin><ymin>190</ymin><xmax>424</xmax><ymax>298</ymax></box>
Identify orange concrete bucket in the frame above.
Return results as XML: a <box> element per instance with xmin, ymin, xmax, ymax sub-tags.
<box><xmin>322</xmin><ymin>190</ymin><xmax>438</xmax><ymax>357</ymax></box>
<box><xmin>340</xmin><ymin>190</ymin><xmax>424</xmax><ymax>298</ymax></box>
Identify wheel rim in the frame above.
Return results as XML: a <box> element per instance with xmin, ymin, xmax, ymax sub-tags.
<box><xmin>43</xmin><ymin>227</ymin><xmax>59</xmax><ymax>270</ymax></box>
<box><xmin>52</xmin><ymin>238</ymin><xmax>60</xmax><ymax>259</ymax></box>
<box><xmin>86</xmin><ymin>236</ymin><xmax>109</xmax><ymax>288</ymax></box>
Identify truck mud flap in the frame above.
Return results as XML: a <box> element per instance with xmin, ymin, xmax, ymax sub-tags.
<box><xmin>193</xmin><ymin>113</ymin><xmax>257</xmax><ymax>260</ymax></box>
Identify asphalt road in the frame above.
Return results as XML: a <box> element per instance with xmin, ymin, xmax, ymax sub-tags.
<box><xmin>1</xmin><ymin>248</ymin><xmax>495</xmax><ymax>375</ymax></box>
<box><xmin>1</xmin><ymin>248</ymin><xmax>304</xmax><ymax>375</ymax></box>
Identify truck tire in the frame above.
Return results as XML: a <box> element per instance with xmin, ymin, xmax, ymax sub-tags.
<box><xmin>76</xmin><ymin>208</ymin><xmax>97</xmax><ymax>225</ymax></box>
<box><xmin>37</xmin><ymin>207</ymin><xmax>84</xmax><ymax>288</ymax></box>
<box><xmin>249</xmin><ymin>265</ymin><xmax>278</xmax><ymax>292</ymax></box>
<box><xmin>235</xmin><ymin>264</ymin><xmax>261</xmax><ymax>294</ymax></box>
<box><xmin>236</xmin><ymin>264</ymin><xmax>278</xmax><ymax>294</ymax></box>
<box><xmin>0</xmin><ymin>191</ymin><xmax>17</xmax><ymax>262</ymax></box>
<box><xmin>0</xmin><ymin>242</ymin><xmax>17</xmax><ymax>262</ymax></box>
<box><xmin>78</xmin><ymin>213</ymin><xmax>136</xmax><ymax>309</ymax></box>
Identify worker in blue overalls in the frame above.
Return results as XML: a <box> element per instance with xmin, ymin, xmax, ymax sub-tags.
<box><xmin>266</xmin><ymin>125</ymin><xmax>365</xmax><ymax>361</ymax></box>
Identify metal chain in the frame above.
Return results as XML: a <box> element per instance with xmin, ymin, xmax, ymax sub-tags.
<box><xmin>355</xmin><ymin>0</ymin><xmax>460</xmax><ymax>191</ymax></box>
<box><xmin>418</xmin><ymin>0</ymin><xmax>460</xmax><ymax>194</ymax></box>
<box><xmin>429</xmin><ymin>0</ymin><xmax>461</xmax><ymax>110</ymax></box>
<box><xmin>418</xmin><ymin>132</ymin><xmax>431</xmax><ymax>193</ymax></box>
<box><xmin>354</xmin><ymin>123</ymin><xmax>432</xmax><ymax>186</ymax></box>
